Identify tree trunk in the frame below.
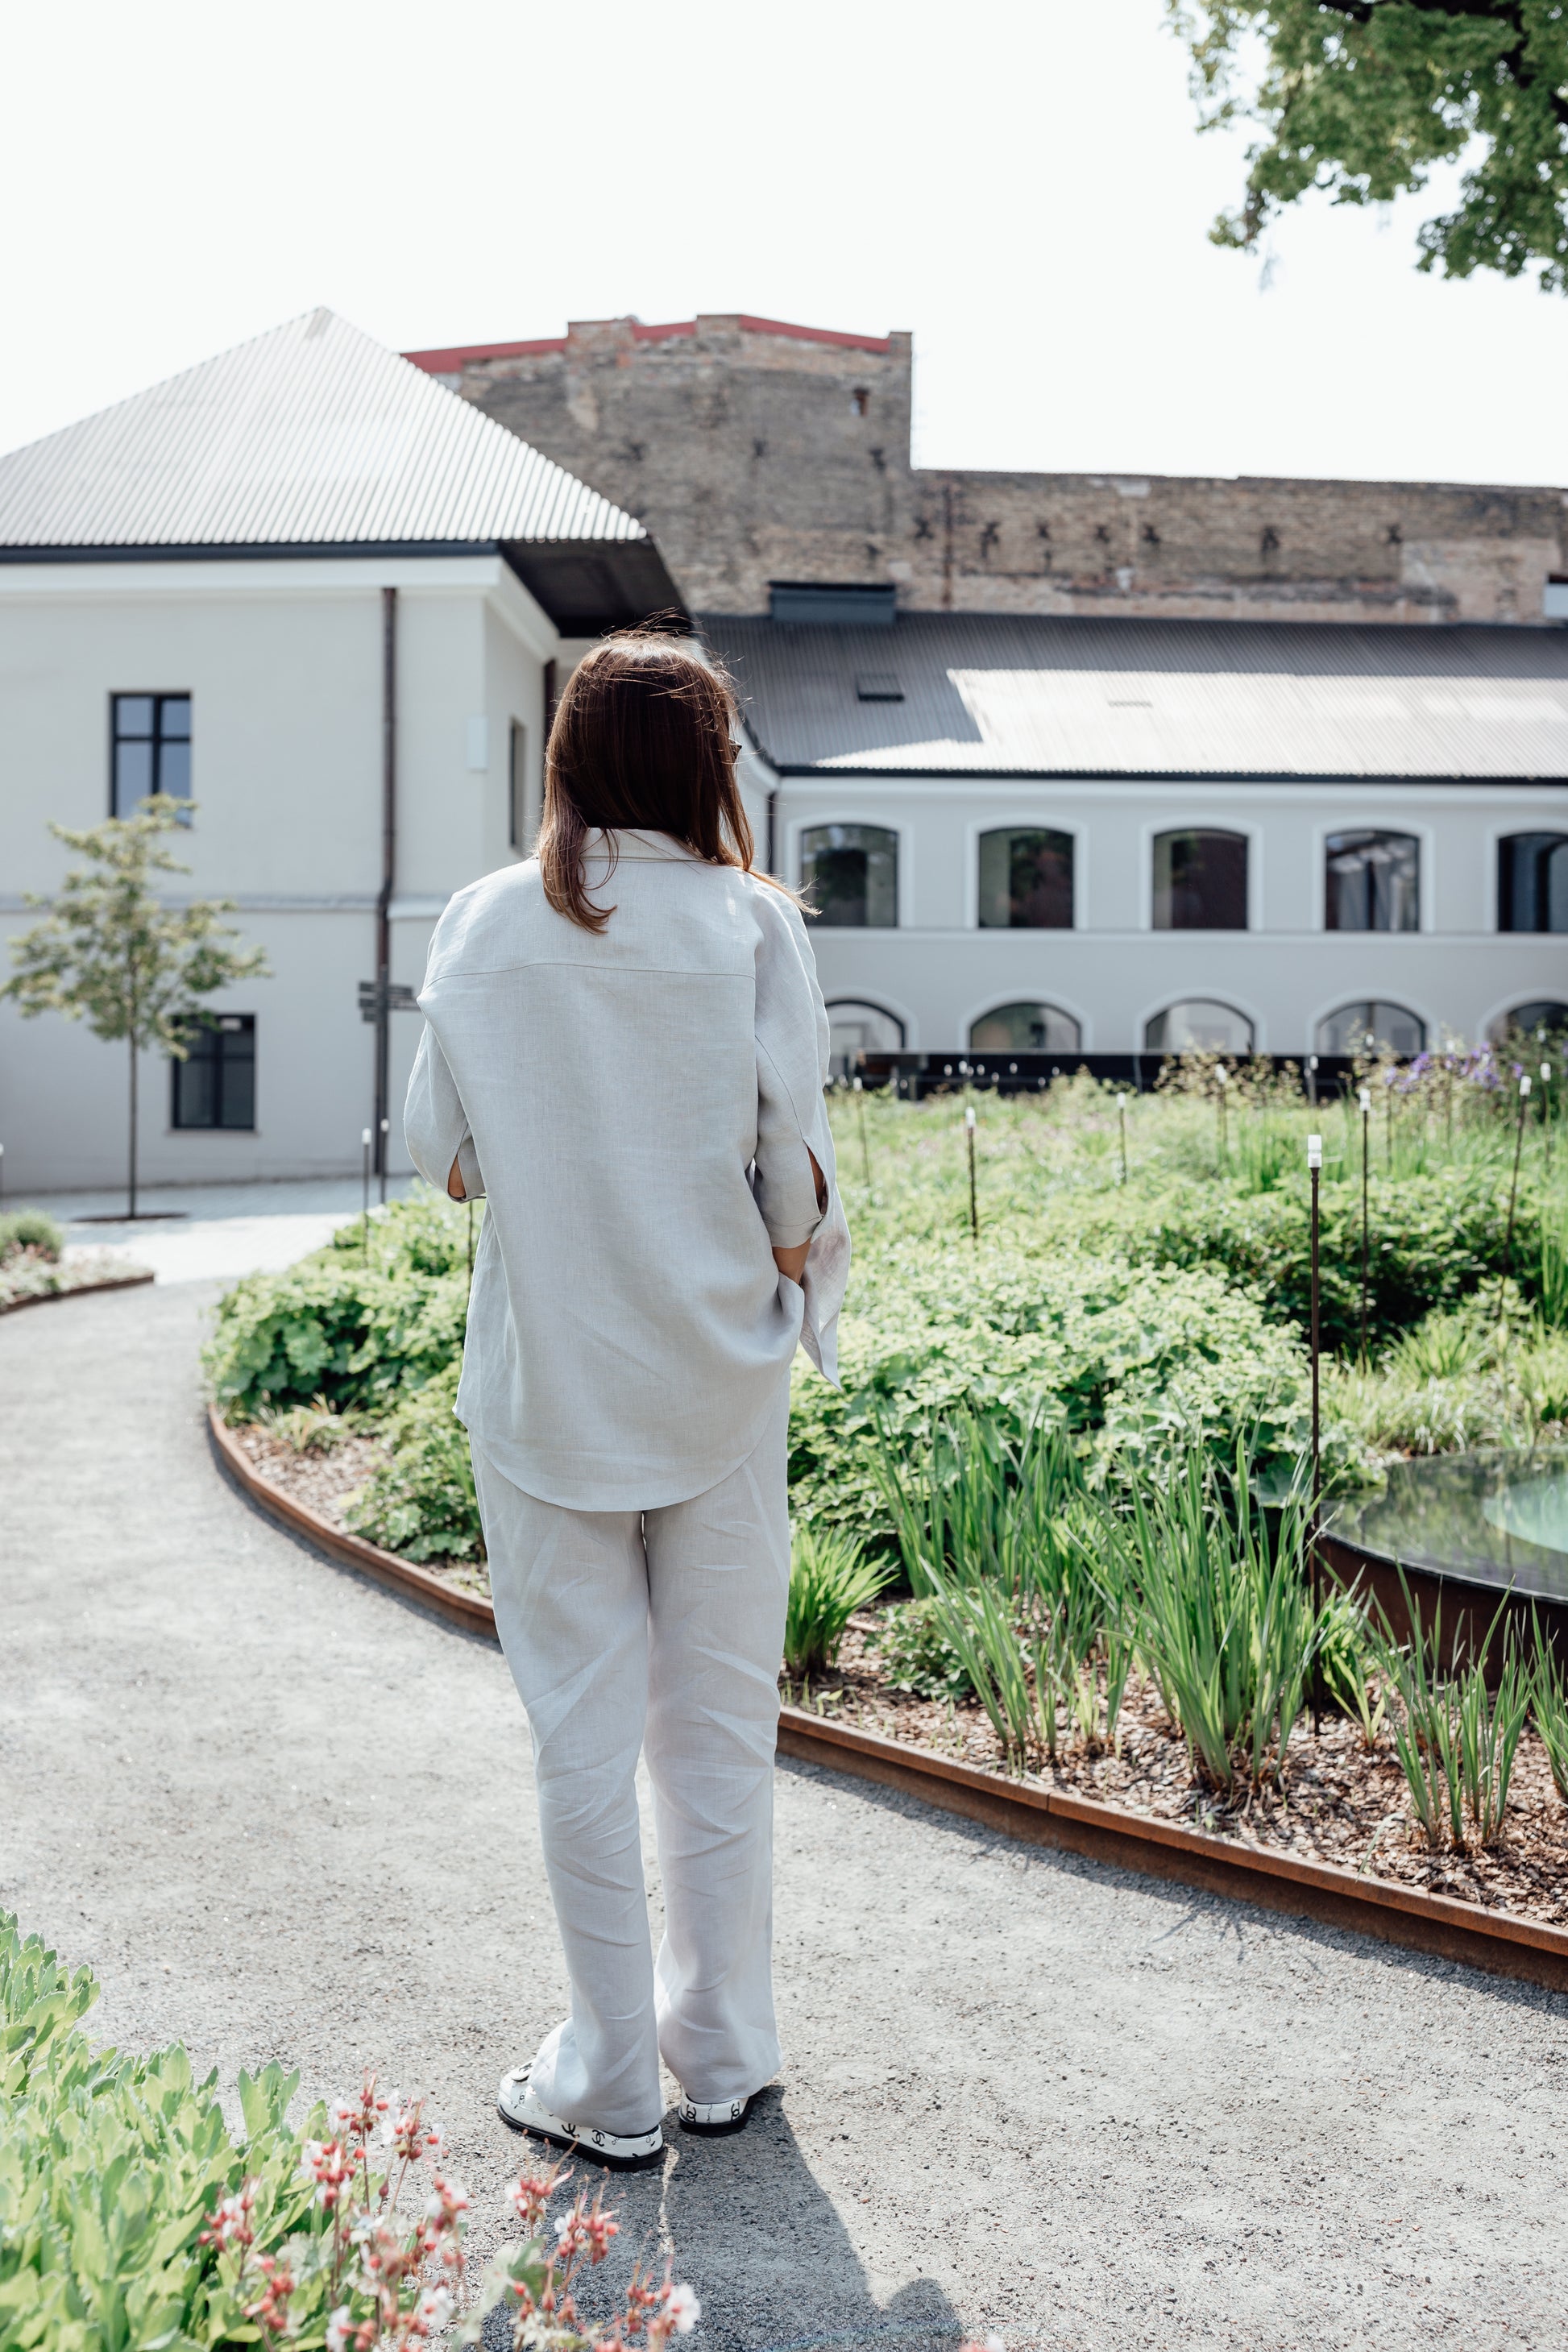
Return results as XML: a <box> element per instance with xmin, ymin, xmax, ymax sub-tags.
<box><xmin>127</xmin><ymin>1029</ymin><xmax>139</xmax><ymax>1220</ymax></box>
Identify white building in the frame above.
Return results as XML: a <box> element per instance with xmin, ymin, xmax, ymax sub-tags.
<box><xmin>0</xmin><ymin>310</ymin><xmax>680</xmax><ymax>1196</ymax></box>
<box><xmin>707</xmin><ymin>595</ymin><xmax>1568</xmax><ymax>1070</ymax></box>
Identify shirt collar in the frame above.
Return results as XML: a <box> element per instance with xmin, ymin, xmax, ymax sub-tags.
<box><xmin>585</xmin><ymin>828</ymin><xmax>705</xmax><ymax>864</ymax></box>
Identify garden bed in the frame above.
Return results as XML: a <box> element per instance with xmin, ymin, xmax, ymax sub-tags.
<box><xmin>0</xmin><ymin>1249</ymin><xmax>153</xmax><ymax>1313</ymax></box>
<box><xmin>214</xmin><ymin>1419</ymin><xmax>1568</xmax><ymax>1989</ymax></box>
<box><xmin>791</xmin><ymin>1614</ymin><xmax>1568</xmax><ymax>1928</ymax></box>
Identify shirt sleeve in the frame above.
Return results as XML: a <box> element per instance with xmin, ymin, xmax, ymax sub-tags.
<box><xmin>752</xmin><ymin>885</ymin><xmax>852</xmax><ymax>1383</ymax></box>
<box><xmin>404</xmin><ymin>1019</ymin><xmax>485</xmax><ymax>1201</ymax></box>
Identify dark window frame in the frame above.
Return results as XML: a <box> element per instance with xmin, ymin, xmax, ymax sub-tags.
<box><xmin>969</xmin><ymin>1000</ymin><xmax>1082</xmax><ymax>1053</ymax></box>
<box><xmin>111</xmin><ymin>691</ymin><xmax>193</xmax><ymax>822</ymax></box>
<box><xmin>799</xmin><ymin>822</ymin><xmax>900</xmax><ymax>928</ymax></box>
<box><xmin>1323</xmin><ymin>828</ymin><xmax>1421</xmax><ymax>933</ymax></box>
<box><xmin>1151</xmin><ymin>828</ymin><xmax>1249</xmax><ymax>931</ymax></box>
<box><xmin>171</xmin><ymin>1014</ymin><xmax>255</xmax><ymax>1132</ymax></box>
<box><xmin>977</xmin><ymin>826</ymin><xmax>1075</xmax><ymax>930</ymax></box>
<box><xmin>1497</xmin><ymin>832</ymin><xmax>1568</xmax><ymax>934</ymax></box>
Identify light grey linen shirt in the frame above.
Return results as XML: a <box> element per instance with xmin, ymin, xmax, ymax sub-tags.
<box><xmin>404</xmin><ymin>829</ymin><xmax>850</xmax><ymax>1512</ymax></box>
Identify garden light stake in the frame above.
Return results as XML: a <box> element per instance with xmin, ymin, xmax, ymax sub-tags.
<box><xmin>965</xmin><ymin>1104</ymin><xmax>978</xmax><ymax>1244</ymax></box>
<box><xmin>1543</xmin><ymin>1061</ymin><xmax>1553</xmax><ymax>1177</ymax></box>
<box><xmin>1359</xmin><ymin>1086</ymin><xmax>1371</xmax><ymax>1365</ymax></box>
<box><xmin>361</xmin><ymin>1126</ymin><xmax>371</xmax><ymax>1259</ymax></box>
<box><xmin>378</xmin><ymin>1115</ymin><xmax>389</xmax><ymax>1206</ymax></box>
<box><xmin>1500</xmin><ymin>1073</ymin><xmax>1531</xmax><ymax>1327</ymax></box>
<box><xmin>1307</xmin><ymin>1130</ymin><xmax>1322</xmax><ymax>1735</ymax></box>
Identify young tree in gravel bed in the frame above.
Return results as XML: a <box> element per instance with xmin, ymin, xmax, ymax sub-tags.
<box><xmin>2</xmin><ymin>794</ymin><xmax>268</xmax><ymax>1217</ymax></box>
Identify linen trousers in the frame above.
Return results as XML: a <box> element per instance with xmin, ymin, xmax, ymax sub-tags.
<box><xmin>474</xmin><ymin>1374</ymin><xmax>792</xmax><ymax>2137</ymax></box>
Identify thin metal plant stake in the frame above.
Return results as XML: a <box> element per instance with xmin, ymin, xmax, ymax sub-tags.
<box><xmin>965</xmin><ymin>1104</ymin><xmax>978</xmax><ymax>1245</ymax></box>
<box><xmin>1543</xmin><ymin>1060</ymin><xmax>1553</xmax><ymax>1179</ymax></box>
<box><xmin>1118</xmin><ymin>1093</ymin><xmax>1129</xmax><ymax>1187</ymax></box>
<box><xmin>360</xmin><ymin>1126</ymin><xmax>371</xmax><ymax>1259</ymax></box>
<box><xmin>1308</xmin><ymin>1131</ymin><xmax>1323</xmax><ymax>1736</ymax></box>
<box><xmin>1359</xmin><ymin>1085</ymin><xmax>1371</xmax><ymax>1366</ymax></box>
<box><xmin>1500</xmin><ymin>1073</ymin><xmax>1531</xmax><ymax>1327</ymax></box>
<box><xmin>853</xmin><ymin>1074</ymin><xmax>871</xmax><ymax>1191</ymax></box>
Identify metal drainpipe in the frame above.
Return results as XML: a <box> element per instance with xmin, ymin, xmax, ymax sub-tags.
<box><xmin>373</xmin><ymin>585</ymin><xmax>396</xmax><ymax>1197</ymax></box>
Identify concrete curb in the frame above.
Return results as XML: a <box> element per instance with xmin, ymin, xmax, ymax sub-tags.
<box><xmin>0</xmin><ymin>1270</ymin><xmax>156</xmax><ymax>1316</ymax></box>
<box><xmin>209</xmin><ymin>1404</ymin><xmax>1568</xmax><ymax>1992</ymax></box>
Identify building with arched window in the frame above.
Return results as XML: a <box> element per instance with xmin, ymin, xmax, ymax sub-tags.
<box><xmin>704</xmin><ymin>599</ymin><xmax>1568</xmax><ymax>1061</ymax></box>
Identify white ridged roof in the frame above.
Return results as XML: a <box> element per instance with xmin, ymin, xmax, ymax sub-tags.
<box><xmin>0</xmin><ymin>308</ymin><xmax>646</xmax><ymax>550</ymax></box>
<box><xmin>707</xmin><ymin>613</ymin><xmax>1568</xmax><ymax>781</ymax></box>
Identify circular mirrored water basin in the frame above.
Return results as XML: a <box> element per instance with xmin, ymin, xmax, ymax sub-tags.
<box><xmin>1329</xmin><ymin>1449</ymin><xmax>1568</xmax><ymax>1607</ymax></box>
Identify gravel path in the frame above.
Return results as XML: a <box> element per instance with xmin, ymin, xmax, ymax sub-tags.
<box><xmin>3</xmin><ymin>1280</ymin><xmax>1566</xmax><ymax>2350</ymax></box>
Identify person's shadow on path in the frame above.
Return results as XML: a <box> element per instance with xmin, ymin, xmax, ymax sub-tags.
<box><xmin>480</xmin><ymin>2086</ymin><xmax>962</xmax><ymax>2352</ymax></box>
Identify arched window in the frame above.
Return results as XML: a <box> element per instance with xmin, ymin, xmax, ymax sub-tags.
<box><xmin>1325</xmin><ymin>831</ymin><xmax>1420</xmax><ymax>931</ymax></box>
<box><xmin>1498</xmin><ymin>834</ymin><xmax>1568</xmax><ymax>933</ymax></box>
<box><xmin>1145</xmin><ymin>1000</ymin><xmax>1254</xmax><ymax>1053</ymax></box>
<box><xmin>826</xmin><ymin>999</ymin><xmax>905</xmax><ymax>1060</ymax></box>
<box><xmin>1488</xmin><ymin>1001</ymin><xmax>1568</xmax><ymax>1044</ymax></box>
<box><xmin>969</xmin><ymin>1002</ymin><xmax>1081</xmax><ymax>1053</ymax></box>
<box><xmin>1151</xmin><ymin>830</ymin><xmax>1247</xmax><ymax>930</ymax></box>
<box><xmin>977</xmin><ymin>828</ymin><xmax>1073</xmax><ymax>928</ymax></box>
<box><xmin>1316</xmin><ymin>1001</ymin><xmax>1425</xmax><ymax>1056</ymax></box>
<box><xmin>800</xmin><ymin>823</ymin><xmax>898</xmax><ymax>927</ymax></box>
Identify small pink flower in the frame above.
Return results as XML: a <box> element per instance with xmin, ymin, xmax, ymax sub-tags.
<box><xmin>326</xmin><ymin>2309</ymin><xmax>353</xmax><ymax>2352</ymax></box>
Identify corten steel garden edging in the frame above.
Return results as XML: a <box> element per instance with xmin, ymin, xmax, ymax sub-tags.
<box><xmin>0</xmin><ymin>1270</ymin><xmax>155</xmax><ymax>1316</ymax></box>
<box><xmin>775</xmin><ymin>1707</ymin><xmax>1568</xmax><ymax>1993</ymax></box>
<box><xmin>206</xmin><ymin>1414</ymin><xmax>1568</xmax><ymax>1993</ymax></box>
<box><xmin>206</xmin><ymin>1404</ymin><xmax>500</xmax><ymax>1642</ymax></box>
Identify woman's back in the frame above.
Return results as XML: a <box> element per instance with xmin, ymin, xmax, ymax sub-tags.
<box><xmin>409</xmin><ymin>827</ymin><xmax>846</xmax><ymax>1512</ymax></box>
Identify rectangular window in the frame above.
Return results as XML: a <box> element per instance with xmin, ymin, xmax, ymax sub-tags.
<box><xmin>172</xmin><ymin>1014</ymin><xmax>255</xmax><ymax>1130</ymax></box>
<box><xmin>508</xmin><ymin>720</ymin><xmax>531</xmax><ymax>852</ymax></box>
<box><xmin>112</xmin><ymin>693</ymin><xmax>192</xmax><ymax>819</ymax></box>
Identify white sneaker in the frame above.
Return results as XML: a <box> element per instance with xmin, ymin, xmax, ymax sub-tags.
<box><xmin>496</xmin><ymin>2065</ymin><xmax>664</xmax><ymax>2172</ymax></box>
<box><xmin>676</xmin><ymin>2093</ymin><xmax>753</xmax><ymax>2137</ymax></box>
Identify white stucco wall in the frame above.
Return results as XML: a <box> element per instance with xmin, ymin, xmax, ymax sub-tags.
<box><xmin>774</xmin><ymin>774</ymin><xmax>1568</xmax><ymax>1055</ymax></box>
<box><xmin>0</xmin><ymin>554</ymin><xmax>556</xmax><ymax>1195</ymax></box>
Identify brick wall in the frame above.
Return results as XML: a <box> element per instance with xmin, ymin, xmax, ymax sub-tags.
<box><xmin>415</xmin><ymin>316</ymin><xmax>1568</xmax><ymax>624</ymax></box>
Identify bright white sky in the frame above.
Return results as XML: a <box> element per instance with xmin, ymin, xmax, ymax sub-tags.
<box><xmin>4</xmin><ymin>0</ymin><xmax>1564</xmax><ymax>486</ymax></box>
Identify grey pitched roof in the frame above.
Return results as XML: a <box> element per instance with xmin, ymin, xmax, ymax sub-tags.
<box><xmin>0</xmin><ymin>308</ymin><xmax>646</xmax><ymax>552</ymax></box>
<box><xmin>703</xmin><ymin>612</ymin><xmax>1568</xmax><ymax>782</ymax></box>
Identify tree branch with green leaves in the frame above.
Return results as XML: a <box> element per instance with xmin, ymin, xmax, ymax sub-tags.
<box><xmin>1168</xmin><ymin>1</ymin><xmax>1568</xmax><ymax>288</ymax></box>
<box><xmin>2</xmin><ymin>795</ymin><xmax>270</xmax><ymax>1215</ymax></box>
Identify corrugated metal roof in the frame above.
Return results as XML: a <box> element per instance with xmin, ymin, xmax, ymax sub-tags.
<box><xmin>0</xmin><ymin>308</ymin><xmax>645</xmax><ymax>551</ymax></box>
<box><xmin>703</xmin><ymin>612</ymin><xmax>1568</xmax><ymax>782</ymax></box>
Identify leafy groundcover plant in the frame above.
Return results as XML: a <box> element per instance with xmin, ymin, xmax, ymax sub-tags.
<box><xmin>0</xmin><ymin>1910</ymin><xmax>703</xmax><ymax>2352</ymax></box>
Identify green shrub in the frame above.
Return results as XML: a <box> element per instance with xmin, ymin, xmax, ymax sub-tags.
<box><xmin>0</xmin><ymin>1910</ymin><xmax>325</xmax><ymax>2351</ymax></box>
<box><xmin>205</xmin><ymin>1196</ymin><xmax>472</xmax><ymax>1417</ymax></box>
<box><xmin>0</xmin><ymin>1209</ymin><xmax>64</xmax><ymax>1264</ymax></box>
<box><xmin>342</xmin><ymin>1362</ymin><xmax>483</xmax><ymax>1563</ymax></box>
<box><xmin>864</xmin><ymin>1596</ymin><xmax>976</xmax><ymax>1700</ymax></box>
<box><xmin>1087</xmin><ymin>1175</ymin><xmax>1551</xmax><ymax>1355</ymax></box>
<box><xmin>783</xmin><ymin>1524</ymin><xmax>890</xmax><ymax>1681</ymax></box>
<box><xmin>789</xmin><ymin>1242</ymin><xmax>1367</xmax><ymax>1545</ymax></box>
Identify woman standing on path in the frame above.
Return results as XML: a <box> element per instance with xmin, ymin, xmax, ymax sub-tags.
<box><xmin>404</xmin><ymin>635</ymin><xmax>849</xmax><ymax>2171</ymax></box>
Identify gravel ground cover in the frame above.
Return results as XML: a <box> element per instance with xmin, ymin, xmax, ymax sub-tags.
<box><xmin>6</xmin><ymin>1280</ymin><xmax>1568</xmax><ymax>2349</ymax></box>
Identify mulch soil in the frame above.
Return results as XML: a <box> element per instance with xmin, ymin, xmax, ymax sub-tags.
<box><xmin>237</xmin><ymin>1437</ymin><xmax>1568</xmax><ymax>1929</ymax></box>
<box><xmin>794</xmin><ymin>1616</ymin><xmax>1568</xmax><ymax>1927</ymax></box>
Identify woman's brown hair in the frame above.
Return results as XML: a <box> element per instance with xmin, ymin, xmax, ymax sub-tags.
<box><xmin>538</xmin><ymin>630</ymin><xmax>786</xmax><ymax>931</ymax></box>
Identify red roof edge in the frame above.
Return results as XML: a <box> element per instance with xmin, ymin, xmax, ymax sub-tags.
<box><xmin>404</xmin><ymin>313</ymin><xmax>894</xmax><ymax>374</ymax></box>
